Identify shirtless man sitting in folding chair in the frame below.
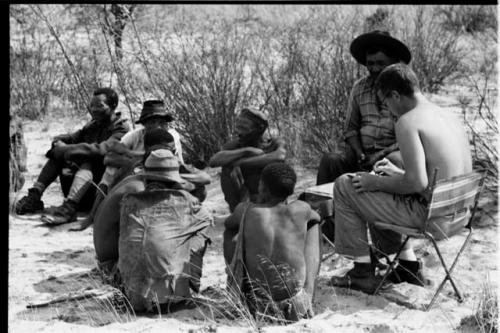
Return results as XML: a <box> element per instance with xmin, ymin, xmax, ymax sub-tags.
<box><xmin>224</xmin><ymin>162</ymin><xmax>321</xmax><ymax>322</ymax></box>
<box><xmin>330</xmin><ymin>63</ymin><xmax>472</xmax><ymax>294</ymax></box>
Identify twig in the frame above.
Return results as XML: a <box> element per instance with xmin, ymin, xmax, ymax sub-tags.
<box><xmin>27</xmin><ymin>288</ymin><xmax>113</xmax><ymax>308</ymax></box>
<box><xmin>98</xmin><ymin>6</ymin><xmax>136</xmax><ymax>128</ymax></box>
<box><xmin>30</xmin><ymin>5</ymin><xmax>89</xmax><ymax>106</ymax></box>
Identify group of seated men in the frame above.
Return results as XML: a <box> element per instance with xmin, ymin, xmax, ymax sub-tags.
<box><xmin>14</xmin><ymin>30</ymin><xmax>473</xmax><ymax>322</ymax></box>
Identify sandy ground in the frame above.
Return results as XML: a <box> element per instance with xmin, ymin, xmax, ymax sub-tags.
<box><xmin>9</xmin><ymin>108</ymin><xmax>498</xmax><ymax>332</ymax></box>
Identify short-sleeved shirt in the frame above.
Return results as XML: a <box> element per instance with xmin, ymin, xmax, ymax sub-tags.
<box><xmin>221</xmin><ymin>134</ymin><xmax>281</xmax><ymax>195</ymax></box>
<box><xmin>343</xmin><ymin>76</ymin><xmax>397</xmax><ymax>154</ymax></box>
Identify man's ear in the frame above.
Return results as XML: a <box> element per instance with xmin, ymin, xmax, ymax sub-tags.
<box><xmin>391</xmin><ymin>90</ymin><xmax>401</xmax><ymax>101</ymax></box>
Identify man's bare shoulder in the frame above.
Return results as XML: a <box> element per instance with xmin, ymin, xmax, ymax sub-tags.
<box><xmin>287</xmin><ymin>199</ymin><xmax>313</xmax><ymax>212</ymax></box>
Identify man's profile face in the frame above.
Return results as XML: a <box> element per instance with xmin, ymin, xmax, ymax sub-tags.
<box><xmin>143</xmin><ymin>116</ymin><xmax>169</xmax><ymax>132</ymax></box>
<box><xmin>235</xmin><ymin>115</ymin><xmax>257</xmax><ymax>142</ymax></box>
<box><xmin>89</xmin><ymin>94</ymin><xmax>112</xmax><ymax>122</ymax></box>
<box><xmin>366</xmin><ymin>52</ymin><xmax>395</xmax><ymax>79</ymax></box>
<box><xmin>377</xmin><ymin>89</ymin><xmax>399</xmax><ymax>116</ymax></box>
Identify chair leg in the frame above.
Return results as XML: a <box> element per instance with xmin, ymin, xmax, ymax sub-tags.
<box><xmin>374</xmin><ymin>235</ymin><xmax>411</xmax><ymax>295</ymax></box>
<box><xmin>321</xmin><ymin>234</ymin><xmax>336</xmax><ymax>262</ymax></box>
<box><xmin>424</xmin><ymin>229</ymin><xmax>473</xmax><ymax>311</ymax></box>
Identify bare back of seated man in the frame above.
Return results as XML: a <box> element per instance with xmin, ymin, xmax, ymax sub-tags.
<box><xmin>224</xmin><ymin>162</ymin><xmax>320</xmax><ymax>321</ymax></box>
<box><xmin>244</xmin><ymin>199</ymin><xmax>319</xmax><ymax>300</ymax></box>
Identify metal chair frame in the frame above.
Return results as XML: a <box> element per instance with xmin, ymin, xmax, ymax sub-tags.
<box><xmin>372</xmin><ymin>169</ymin><xmax>486</xmax><ymax>311</ymax></box>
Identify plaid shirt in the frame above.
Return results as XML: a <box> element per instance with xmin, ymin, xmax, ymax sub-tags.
<box><xmin>343</xmin><ymin>76</ymin><xmax>397</xmax><ymax>154</ymax></box>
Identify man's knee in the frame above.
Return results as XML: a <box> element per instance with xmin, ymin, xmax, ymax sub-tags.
<box><xmin>333</xmin><ymin>173</ymin><xmax>352</xmax><ymax>199</ymax></box>
<box><xmin>319</xmin><ymin>152</ymin><xmax>342</xmax><ymax>168</ymax></box>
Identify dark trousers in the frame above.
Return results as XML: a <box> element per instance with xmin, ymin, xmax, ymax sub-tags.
<box><xmin>37</xmin><ymin>156</ymin><xmax>105</xmax><ymax>211</ymax></box>
<box><xmin>316</xmin><ymin>148</ymin><xmax>358</xmax><ymax>185</ymax></box>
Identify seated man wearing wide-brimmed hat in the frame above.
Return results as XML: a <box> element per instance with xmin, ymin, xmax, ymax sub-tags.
<box><xmin>315</xmin><ymin>30</ymin><xmax>411</xmax><ymax>242</ymax></box>
<box><xmin>94</xmin><ymin>146</ymin><xmax>213</xmax><ymax>312</ymax></box>
<box><xmin>209</xmin><ymin>107</ymin><xmax>286</xmax><ymax>212</ymax></box>
<box><xmin>316</xmin><ymin>30</ymin><xmax>411</xmax><ymax>186</ymax></box>
<box><xmin>71</xmin><ymin>100</ymin><xmax>210</xmax><ymax>231</ymax></box>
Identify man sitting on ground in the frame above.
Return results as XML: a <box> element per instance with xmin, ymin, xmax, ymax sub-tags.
<box><xmin>209</xmin><ymin>107</ymin><xmax>286</xmax><ymax>212</ymax></box>
<box><xmin>224</xmin><ymin>162</ymin><xmax>321</xmax><ymax>322</ymax></box>
<box><xmin>15</xmin><ymin>88</ymin><xmax>129</xmax><ymax>225</ymax></box>
<box><xmin>330</xmin><ymin>64</ymin><xmax>473</xmax><ymax>293</ymax></box>
<box><xmin>71</xmin><ymin>100</ymin><xmax>208</xmax><ymax>231</ymax></box>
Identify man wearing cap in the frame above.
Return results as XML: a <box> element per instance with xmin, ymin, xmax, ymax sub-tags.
<box><xmin>209</xmin><ymin>107</ymin><xmax>287</xmax><ymax>212</ymax></box>
<box><xmin>316</xmin><ymin>30</ymin><xmax>411</xmax><ymax>186</ymax></box>
<box><xmin>69</xmin><ymin>100</ymin><xmax>198</xmax><ymax>231</ymax></box>
<box><xmin>15</xmin><ymin>88</ymin><xmax>129</xmax><ymax>225</ymax></box>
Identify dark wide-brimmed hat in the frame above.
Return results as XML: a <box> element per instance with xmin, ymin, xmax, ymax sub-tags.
<box><xmin>143</xmin><ymin>149</ymin><xmax>194</xmax><ymax>191</ymax></box>
<box><xmin>135</xmin><ymin>100</ymin><xmax>174</xmax><ymax>124</ymax></box>
<box><xmin>350</xmin><ymin>30</ymin><xmax>411</xmax><ymax>66</ymax></box>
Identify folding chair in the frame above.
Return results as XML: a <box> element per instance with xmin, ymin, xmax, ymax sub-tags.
<box><xmin>373</xmin><ymin>169</ymin><xmax>486</xmax><ymax>311</ymax></box>
<box><xmin>300</xmin><ymin>182</ymin><xmax>336</xmax><ymax>262</ymax></box>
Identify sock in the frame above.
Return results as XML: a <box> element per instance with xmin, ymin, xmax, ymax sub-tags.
<box><xmin>32</xmin><ymin>182</ymin><xmax>46</xmax><ymax>195</ymax></box>
<box><xmin>354</xmin><ymin>255</ymin><xmax>371</xmax><ymax>263</ymax></box>
<box><xmin>399</xmin><ymin>249</ymin><xmax>417</xmax><ymax>261</ymax></box>
<box><xmin>67</xmin><ymin>168</ymin><xmax>93</xmax><ymax>203</ymax></box>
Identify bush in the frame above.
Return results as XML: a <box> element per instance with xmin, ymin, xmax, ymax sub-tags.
<box><xmin>440</xmin><ymin>5</ymin><xmax>498</xmax><ymax>34</ymax></box>
<box><xmin>9</xmin><ymin>5</ymin><xmax>497</xmax><ymax>170</ymax></box>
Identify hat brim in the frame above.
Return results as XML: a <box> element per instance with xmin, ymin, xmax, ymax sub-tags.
<box><xmin>136</xmin><ymin>114</ymin><xmax>174</xmax><ymax>124</ymax></box>
<box><xmin>350</xmin><ymin>33</ymin><xmax>411</xmax><ymax>65</ymax></box>
<box><xmin>141</xmin><ymin>172</ymin><xmax>195</xmax><ymax>192</ymax></box>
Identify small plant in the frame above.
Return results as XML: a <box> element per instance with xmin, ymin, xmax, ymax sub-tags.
<box><xmin>460</xmin><ymin>275</ymin><xmax>498</xmax><ymax>333</ymax></box>
<box><xmin>475</xmin><ymin>277</ymin><xmax>498</xmax><ymax>333</ymax></box>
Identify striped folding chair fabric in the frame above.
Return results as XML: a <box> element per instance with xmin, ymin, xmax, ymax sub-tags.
<box><xmin>373</xmin><ymin>169</ymin><xmax>486</xmax><ymax>311</ymax></box>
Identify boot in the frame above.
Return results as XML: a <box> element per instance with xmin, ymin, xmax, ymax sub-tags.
<box><xmin>40</xmin><ymin>199</ymin><xmax>78</xmax><ymax>225</ymax></box>
<box><xmin>386</xmin><ymin>259</ymin><xmax>431</xmax><ymax>286</ymax></box>
<box><xmin>15</xmin><ymin>188</ymin><xmax>44</xmax><ymax>215</ymax></box>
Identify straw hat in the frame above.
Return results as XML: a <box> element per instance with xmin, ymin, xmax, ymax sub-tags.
<box><xmin>143</xmin><ymin>149</ymin><xmax>194</xmax><ymax>191</ymax></box>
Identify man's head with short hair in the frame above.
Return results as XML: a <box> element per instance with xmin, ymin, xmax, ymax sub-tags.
<box><xmin>143</xmin><ymin>127</ymin><xmax>176</xmax><ymax>165</ymax></box>
<box><xmin>93</xmin><ymin>88</ymin><xmax>119</xmax><ymax>111</ymax></box>
<box><xmin>144</xmin><ymin>127</ymin><xmax>175</xmax><ymax>152</ymax></box>
<box><xmin>375</xmin><ymin>63</ymin><xmax>420</xmax><ymax>97</ymax></box>
<box><xmin>259</xmin><ymin>162</ymin><xmax>297</xmax><ymax>199</ymax></box>
<box><xmin>88</xmin><ymin>88</ymin><xmax>118</xmax><ymax>122</ymax></box>
<box><xmin>235</xmin><ymin>106</ymin><xmax>269</xmax><ymax>144</ymax></box>
<box><xmin>375</xmin><ymin>63</ymin><xmax>421</xmax><ymax>117</ymax></box>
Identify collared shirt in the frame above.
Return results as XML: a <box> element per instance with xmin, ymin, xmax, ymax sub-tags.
<box><xmin>343</xmin><ymin>76</ymin><xmax>397</xmax><ymax>154</ymax></box>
